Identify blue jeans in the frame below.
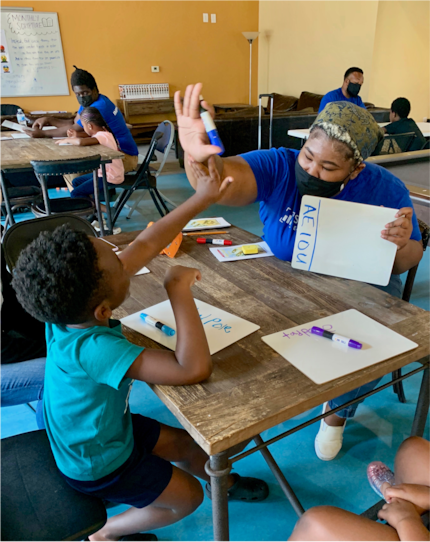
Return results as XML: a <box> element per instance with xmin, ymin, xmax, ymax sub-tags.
<box><xmin>70</xmin><ymin>173</ymin><xmax>115</xmax><ymax>199</ymax></box>
<box><xmin>329</xmin><ymin>274</ymin><xmax>402</xmax><ymax>418</ymax></box>
<box><xmin>1</xmin><ymin>358</ymin><xmax>46</xmax><ymax>428</ymax></box>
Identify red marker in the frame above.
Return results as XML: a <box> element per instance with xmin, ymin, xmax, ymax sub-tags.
<box><xmin>197</xmin><ymin>238</ymin><xmax>232</xmax><ymax>246</ymax></box>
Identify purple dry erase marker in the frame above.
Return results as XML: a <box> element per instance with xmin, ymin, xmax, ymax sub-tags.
<box><xmin>311</xmin><ymin>326</ymin><xmax>362</xmax><ymax>349</ymax></box>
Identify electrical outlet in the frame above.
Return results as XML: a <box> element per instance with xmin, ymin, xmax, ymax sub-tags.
<box><xmin>203</xmin><ymin>13</ymin><xmax>208</xmax><ymax>23</ymax></box>
<box><xmin>151</xmin><ymin>66</ymin><xmax>159</xmax><ymax>73</ymax></box>
<box><xmin>211</xmin><ymin>13</ymin><xmax>216</xmax><ymax>23</ymax></box>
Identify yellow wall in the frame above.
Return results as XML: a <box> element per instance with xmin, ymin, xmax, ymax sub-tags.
<box><xmin>1</xmin><ymin>1</ymin><xmax>259</xmax><ymax>114</ymax></box>
<box><xmin>368</xmin><ymin>1</ymin><xmax>430</xmax><ymax>121</ymax></box>
<box><xmin>258</xmin><ymin>2</ymin><xmax>380</xmax><ymax>103</ymax></box>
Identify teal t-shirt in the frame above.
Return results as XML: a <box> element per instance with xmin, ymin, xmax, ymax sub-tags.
<box><xmin>43</xmin><ymin>322</ymin><xmax>144</xmax><ymax>481</ymax></box>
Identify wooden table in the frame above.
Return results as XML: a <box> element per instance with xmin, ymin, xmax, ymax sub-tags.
<box><xmin>0</xmin><ymin>133</ymin><xmax>123</xmax><ymax>236</ymax></box>
<box><xmin>110</xmin><ymin>227</ymin><xmax>429</xmax><ymax>540</ymax></box>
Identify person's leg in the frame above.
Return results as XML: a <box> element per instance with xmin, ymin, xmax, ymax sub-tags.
<box><xmin>89</xmin><ymin>466</ymin><xmax>202</xmax><ymax>541</ymax></box>
<box><xmin>123</xmin><ymin>154</ymin><xmax>139</xmax><ymax>173</ymax></box>
<box><xmin>395</xmin><ymin>437</ymin><xmax>430</xmax><ymax>486</ymax></box>
<box><xmin>64</xmin><ymin>171</ymin><xmax>91</xmax><ymax>192</ymax></box>
<box><xmin>289</xmin><ymin>506</ymin><xmax>399</xmax><ymax>541</ymax></box>
<box><xmin>1</xmin><ymin>358</ymin><xmax>45</xmax><ymax>407</ymax></box>
<box><xmin>70</xmin><ymin>173</ymin><xmax>98</xmax><ymax>199</ymax></box>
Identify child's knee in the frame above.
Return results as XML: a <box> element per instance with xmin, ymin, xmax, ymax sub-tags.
<box><xmin>179</xmin><ymin>477</ymin><xmax>204</xmax><ymax>516</ymax></box>
<box><xmin>293</xmin><ymin>506</ymin><xmax>337</xmax><ymax>539</ymax></box>
<box><xmin>398</xmin><ymin>436</ymin><xmax>429</xmax><ymax>460</ymax></box>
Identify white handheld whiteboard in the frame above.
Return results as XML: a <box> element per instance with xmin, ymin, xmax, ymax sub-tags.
<box><xmin>292</xmin><ymin>196</ymin><xmax>398</xmax><ymax>286</ymax></box>
<box><xmin>262</xmin><ymin>309</ymin><xmax>418</xmax><ymax>385</ymax></box>
<box><xmin>1</xmin><ymin>11</ymin><xmax>69</xmax><ymax>97</ymax></box>
<box><xmin>121</xmin><ymin>299</ymin><xmax>260</xmax><ymax>355</ymax></box>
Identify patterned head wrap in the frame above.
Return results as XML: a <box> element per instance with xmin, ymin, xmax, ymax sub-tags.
<box><xmin>310</xmin><ymin>101</ymin><xmax>384</xmax><ymax>163</ymax></box>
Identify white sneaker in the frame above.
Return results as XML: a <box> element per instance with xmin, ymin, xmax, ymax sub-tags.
<box><xmin>91</xmin><ymin>219</ymin><xmax>121</xmax><ymax>235</ymax></box>
<box><xmin>314</xmin><ymin>402</ymin><xmax>346</xmax><ymax>461</ymax></box>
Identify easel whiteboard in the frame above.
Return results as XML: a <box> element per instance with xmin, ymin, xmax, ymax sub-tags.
<box><xmin>292</xmin><ymin>196</ymin><xmax>398</xmax><ymax>286</ymax></box>
<box><xmin>1</xmin><ymin>11</ymin><xmax>69</xmax><ymax>97</ymax></box>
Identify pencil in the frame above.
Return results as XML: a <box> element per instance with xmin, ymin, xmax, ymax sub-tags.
<box><xmin>184</xmin><ymin>230</ymin><xmax>228</xmax><ymax>236</ymax></box>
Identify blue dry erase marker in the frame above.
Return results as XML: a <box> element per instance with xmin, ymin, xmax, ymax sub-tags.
<box><xmin>199</xmin><ymin>95</ymin><xmax>225</xmax><ymax>155</ymax></box>
<box><xmin>140</xmin><ymin>313</ymin><xmax>176</xmax><ymax>337</ymax></box>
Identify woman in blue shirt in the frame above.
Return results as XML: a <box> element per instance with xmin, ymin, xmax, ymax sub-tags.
<box><xmin>175</xmin><ymin>84</ymin><xmax>423</xmax><ymax>462</ymax></box>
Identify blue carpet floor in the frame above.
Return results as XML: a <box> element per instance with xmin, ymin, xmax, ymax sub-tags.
<box><xmin>2</xmin><ymin>172</ymin><xmax>429</xmax><ymax>540</ymax></box>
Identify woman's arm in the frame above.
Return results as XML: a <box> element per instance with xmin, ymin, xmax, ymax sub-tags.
<box><xmin>125</xmin><ymin>266</ymin><xmax>212</xmax><ymax>385</ymax></box>
<box><xmin>175</xmin><ymin>83</ymin><xmax>258</xmax><ymax>206</ymax></box>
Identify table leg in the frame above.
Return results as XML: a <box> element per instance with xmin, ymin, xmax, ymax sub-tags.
<box><xmin>0</xmin><ymin>171</ymin><xmax>15</xmax><ymax>226</ymax></box>
<box><xmin>253</xmin><ymin>435</ymin><xmax>305</xmax><ymax>517</ymax></box>
<box><xmin>205</xmin><ymin>453</ymin><xmax>231</xmax><ymax>541</ymax></box>
<box><xmin>100</xmin><ymin>163</ymin><xmax>113</xmax><ymax>235</ymax></box>
<box><xmin>411</xmin><ymin>366</ymin><xmax>429</xmax><ymax>437</ymax></box>
<box><xmin>92</xmin><ymin>171</ymin><xmax>105</xmax><ymax>237</ymax></box>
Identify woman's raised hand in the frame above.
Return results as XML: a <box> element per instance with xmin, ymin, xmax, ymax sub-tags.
<box><xmin>174</xmin><ymin>83</ymin><xmax>222</xmax><ymax>163</ymax></box>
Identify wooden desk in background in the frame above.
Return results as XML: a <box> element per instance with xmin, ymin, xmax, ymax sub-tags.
<box><xmin>109</xmin><ymin>226</ymin><xmax>430</xmax><ymax>541</ymax></box>
<box><xmin>0</xmin><ymin>133</ymin><xmax>123</xmax><ymax>235</ymax></box>
<box><xmin>117</xmin><ymin>98</ymin><xmax>175</xmax><ymax>142</ymax></box>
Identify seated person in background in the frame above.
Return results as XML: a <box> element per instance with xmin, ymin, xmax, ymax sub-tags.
<box><xmin>57</xmin><ymin>107</ymin><xmax>124</xmax><ymax>198</ymax></box>
<box><xmin>289</xmin><ymin>436</ymin><xmax>430</xmax><ymax>541</ymax></box>
<box><xmin>1</xmin><ymin>245</ymin><xmax>46</xmax><ymax>428</ymax></box>
<box><xmin>383</xmin><ymin>98</ymin><xmax>426</xmax><ymax>152</ymax></box>
<box><xmin>11</xmin><ymin>177</ymin><xmax>268</xmax><ymax>540</ymax></box>
<box><xmin>26</xmin><ymin>66</ymin><xmax>138</xmax><ymax>188</ymax></box>
<box><xmin>318</xmin><ymin>67</ymin><xmax>366</xmax><ymax>113</ymax></box>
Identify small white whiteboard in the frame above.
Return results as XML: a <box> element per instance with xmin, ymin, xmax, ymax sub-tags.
<box><xmin>292</xmin><ymin>196</ymin><xmax>398</xmax><ymax>286</ymax></box>
<box><xmin>121</xmin><ymin>299</ymin><xmax>260</xmax><ymax>355</ymax></box>
<box><xmin>1</xmin><ymin>11</ymin><xmax>69</xmax><ymax>97</ymax></box>
<box><xmin>262</xmin><ymin>309</ymin><xmax>418</xmax><ymax>385</ymax></box>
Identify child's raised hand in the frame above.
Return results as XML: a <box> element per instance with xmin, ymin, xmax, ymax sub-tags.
<box><xmin>190</xmin><ymin>156</ymin><xmax>233</xmax><ymax>205</ymax></box>
<box><xmin>164</xmin><ymin>265</ymin><xmax>202</xmax><ymax>292</ymax></box>
<box><xmin>384</xmin><ymin>484</ymin><xmax>430</xmax><ymax>511</ymax></box>
<box><xmin>377</xmin><ymin>498</ymin><xmax>421</xmax><ymax>530</ymax></box>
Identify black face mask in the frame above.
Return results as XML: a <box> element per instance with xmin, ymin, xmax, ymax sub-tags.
<box><xmin>347</xmin><ymin>82</ymin><xmax>361</xmax><ymax>97</ymax></box>
<box><xmin>295</xmin><ymin>160</ymin><xmax>345</xmax><ymax>199</ymax></box>
<box><xmin>77</xmin><ymin>94</ymin><xmax>94</xmax><ymax>107</ymax></box>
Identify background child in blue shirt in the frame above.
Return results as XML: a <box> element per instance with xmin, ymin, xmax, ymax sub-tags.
<box><xmin>12</xmin><ymin>176</ymin><xmax>268</xmax><ymax>540</ymax></box>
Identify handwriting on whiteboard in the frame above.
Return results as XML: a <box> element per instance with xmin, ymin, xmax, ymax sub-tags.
<box><xmin>282</xmin><ymin>324</ymin><xmax>333</xmax><ymax>339</ymax></box>
<box><xmin>198</xmin><ymin>309</ymin><xmax>232</xmax><ymax>333</ymax></box>
<box><xmin>294</xmin><ymin>201</ymin><xmax>321</xmax><ymax>271</ymax></box>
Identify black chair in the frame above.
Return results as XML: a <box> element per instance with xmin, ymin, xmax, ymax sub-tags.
<box><xmin>1</xmin><ymin>104</ymin><xmax>22</xmax><ymax>116</ymax></box>
<box><xmin>30</xmin><ymin>156</ymin><xmax>101</xmax><ymax>223</ymax></box>
<box><xmin>3</xmin><ymin>214</ymin><xmax>97</xmax><ymax>273</ymax></box>
<box><xmin>111</xmin><ymin>131</ymin><xmax>169</xmax><ymax>226</ymax></box>
<box><xmin>392</xmin><ymin>218</ymin><xmax>430</xmax><ymax>403</ymax></box>
<box><xmin>1</xmin><ymin>184</ymin><xmax>42</xmax><ymax>230</ymax></box>
<box><xmin>2</xmin><ymin>430</ymin><xmax>107</xmax><ymax>541</ymax></box>
<box><xmin>373</xmin><ymin>132</ymin><xmax>417</xmax><ymax>155</ymax></box>
<box><xmin>421</xmin><ymin>139</ymin><xmax>430</xmax><ymax>150</ymax></box>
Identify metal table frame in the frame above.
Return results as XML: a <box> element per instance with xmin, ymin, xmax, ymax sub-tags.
<box><xmin>205</xmin><ymin>361</ymin><xmax>429</xmax><ymax>541</ymax></box>
<box><xmin>1</xmin><ymin>161</ymin><xmax>114</xmax><ymax>237</ymax></box>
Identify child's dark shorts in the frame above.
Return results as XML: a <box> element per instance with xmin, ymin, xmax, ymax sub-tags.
<box><xmin>62</xmin><ymin>414</ymin><xmax>173</xmax><ymax>508</ymax></box>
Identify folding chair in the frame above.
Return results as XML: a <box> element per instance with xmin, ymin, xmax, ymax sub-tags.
<box><xmin>111</xmin><ymin>131</ymin><xmax>169</xmax><ymax>226</ymax></box>
<box><xmin>3</xmin><ymin>214</ymin><xmax>97</xmax><ymax>272</ymax></box>
<box><xmin>374</xmin><ymin>132</ymin><xmax>417</xmax><ymax>155</ymax></box>
<box><xmin>392</xmin><ymin>218</ymin><xmax>430</xmax><ymax>403</ymax></box>
<box><xmin>126</xmin><ymin>120</ymin><xmax>176</xmax><ymax>219</ymax></box>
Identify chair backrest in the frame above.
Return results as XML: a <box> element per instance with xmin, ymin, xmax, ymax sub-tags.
<box><xmin>402</xmin><ymin>218</ymin><xmax>429</xmax><ymax>302</ymax></box>
<box><xmin>132</xmin><ymin>131</ymin><xmax>163</xmax><ymax>181</ymax></box>
<box><xmin>31</xmin><ymin>155</ymin><xmax>101</xmax><ymax>176</ymax></box>
<box><xmin>153</xmin><ymin>120</ymin><xmax>175</xmax><ymax>177</ymax></box>
<box><xmin>375</xmin><ymin>132</ymin><xmax>417</xmax><ymax>155</ymax></box>
<box><xmin>421</xmin><ymin>139</ymin><xmax>430</xmax><ymax>150</ymax></box>
<box><xmin>3</xmin><ymin>214</ymin><xmax>97</xmax><ymax>271</ymax></box>
<box><xmin>1</xmin><ymin>104</ymin><xmax>21</xmax><ymax>116</ymax></box>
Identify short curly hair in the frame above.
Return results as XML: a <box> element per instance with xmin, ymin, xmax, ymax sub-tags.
<box><xmin>12</xmin><ymin>225</ymin><xmax>108</xmax><ymax>325</ymax></box>
<box><xmin>70</xmin><ymin>65</ymin><xmax>98</xmax><ymax>91</ymax></box>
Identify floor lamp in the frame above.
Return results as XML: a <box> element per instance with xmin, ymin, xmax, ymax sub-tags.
<box><xmin>242</xmin><ymin>31</ymin><xmax>259</xmax><ymax>105</ymax></box>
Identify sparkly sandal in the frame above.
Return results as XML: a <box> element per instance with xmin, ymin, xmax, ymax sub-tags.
<box><xmin>367</xmin><ymin>461</ymin><xmax>395</xmax><ymax>500</ymax></box>
<box><xmin>205</xmin><ymin>473</ymin><xmax>269</xmax><ymax>502</ymax></box>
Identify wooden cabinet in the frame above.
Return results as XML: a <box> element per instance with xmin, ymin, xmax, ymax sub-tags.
<box><xmin>117</xmin><ymin>98</ymin><xmax>175</xmax><ymax>143</ymax></box>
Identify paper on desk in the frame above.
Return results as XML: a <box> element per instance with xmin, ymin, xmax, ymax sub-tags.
<box><xmin>0</xmin><ymin>136</ymin><xmax>13</xmax><ymax>140</ymax></box>
<box><xmin>11</xmin><ymin>133</ymin><xmax>30</xmax><ymax>139</ymax></box>
<box><xmin>2</xmin><ymin>120</ymin><xmax>33</xmax><ymax>132</ymax></box>
<box><xmin>210</xmin><ymin>241</ymin><xmax>274</xmax><ymax>262</ymax></box>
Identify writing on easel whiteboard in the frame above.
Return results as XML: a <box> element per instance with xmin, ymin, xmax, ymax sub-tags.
<box><xmin>294</xmin><ymin>200</ymin><xmax>320</xmax><ymax>270</ymax></box>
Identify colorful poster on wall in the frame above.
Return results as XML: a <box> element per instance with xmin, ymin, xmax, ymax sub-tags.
<box><xmin>1</xmin><ymin>29</ymin><xmax>12</xmax><ymax>73</ymax></box>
